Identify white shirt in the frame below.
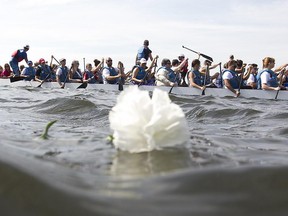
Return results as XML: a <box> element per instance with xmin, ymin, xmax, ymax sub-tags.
<box><xmin>56</xmin><ymin>67</ymin><xmax>64</xmax><ymax>76</ymax></box>
<box><xmin>260</xmin><ymin>71</ymin><xmax>271</xmax><ymax>84</ymax></box>
<box><xmin>222</xmin><ymin>71</ymin><xmax>233</xmax><ymax>80</ymax></box>
<box><xmin>247</xmin><ymin>74</ymin><xmax>256</xmax><ymax>84</ymax></box>
<box><xmin>155</xmin><ymin>68</ymin><xmax>173</xmax><ymax>86</ymax></box>
<box><xmin>102</xmin><ymin>67</ymin><xmax>119</xmax><ymax>84</ymax></box>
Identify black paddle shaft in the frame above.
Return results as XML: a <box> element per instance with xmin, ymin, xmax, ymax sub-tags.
<box><xmin>182</xmin><ymin>46</ymin><xmax>213</xmax><ymax>62</ymax></box>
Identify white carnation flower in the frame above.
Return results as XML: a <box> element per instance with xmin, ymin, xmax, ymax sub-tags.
<box><xmin>109</xmin><ymin>86</ymin><xmax>190</xmax><ymax>153</ymax></box>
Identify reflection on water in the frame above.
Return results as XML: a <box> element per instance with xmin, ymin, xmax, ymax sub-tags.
<box><xmin>110</xmin><ymin>148</ymin><xmax>194</xmax><ymax>178</ymax></box>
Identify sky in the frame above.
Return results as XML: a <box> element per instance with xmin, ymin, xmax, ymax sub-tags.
<box><xmin>1</xmin><ymin>0</ymin><xmax>288</xmax><ymax>71</ymax></box>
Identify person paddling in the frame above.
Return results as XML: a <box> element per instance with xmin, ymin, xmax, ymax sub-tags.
<box><xmin>56</xmin><ymin>58</ymin><xmax>69</xmax><ymax>88</ymax></box>
<box><xmin>155</xmin><ymin>58</ymin><xmax>178</xmax><ymax>87</ymax></box>
<box><xmin>36</xmin><ymin>58</ymin><xmax>53</xmax><ymax>82</ymax></box>
<box><xmin>21</xmin><ymin>61</ymin><xmax>39</xmax><ymax>82</ymax></box>
<box><xmin>131</xmin><ymin>56</ymin><xmax>158</xmax><ymax>85</ymax></box>
<box><xmin>222</xmin><ymin>60</ymin><xmax>240</xmax><ymax>97</ymax></box>
<box><xmin>9</xmin><ymin>45</ymin><xmax>30</xmax><ymax>76</ymax></box>
<box><xmin>256</xmin><ymin>57</ymin><xmax>286</xmax><ymax>91</ymax></box>
<box><xmin>102</xmin><ymin>57</ymin><xmax>125</xmax><ymax>85</ymax></box>
<box><xmin>186</xmin><ymin>59</ymin><xmax>206</xmax><ymax>91</ymax></box>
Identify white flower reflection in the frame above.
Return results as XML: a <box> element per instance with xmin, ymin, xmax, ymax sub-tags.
<box><xmin>109</xmin><ymin>86</ymin><xmax>190</xmax><ymax>153</ymax></box>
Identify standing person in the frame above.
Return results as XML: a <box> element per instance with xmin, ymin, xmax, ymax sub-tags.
<box><xmin>155</xmin><ymin>58</ymin><xmax>178</xmax><ymax>87</ymax></box>
<box><xmin>1</xmin><ymin>63</ymin><xmax>13</xmax><ymax>78</ymax></box>
<box><xmin>222</xmin><ymin>60</ymin><xmax>240</xmax><ymax>97</ymax></box>
<box><xmin>9</xmin><ymin>45</ymin><xmax>30</xmax><ymax>76</ymax></box>
<box><xmin>56</xmin><ymin>58</ymin><xmax>69</xmax><ymax>88</ymax></box>
<box><xmin>178</xmin><ymin>54</ymin><xmax>189</xmax><ymax>86</ymax></box>
<box><xmin>102</xmin><ymin>57</ymin><xmax>125</xmax><ymax>85</ymax></box>
<box><xmin>135</xmin><ymin>40</ymin><xmax>153</xmax><ymax>64</ymax></box>
<box><xmin>36</xmin><ymin>58</ymin><xmax>52</xmax><ymax>82</ymax></box>
<box><xmin>257</xmin><ymin>57</ymin><xmax>286</xmax><ymax>91</ymax></box>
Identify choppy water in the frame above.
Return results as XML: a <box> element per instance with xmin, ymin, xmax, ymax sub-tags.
<box><xmin>1</xmin><ymin>83</ymin><xmax>288</xmax><ymax>216</ymax></box>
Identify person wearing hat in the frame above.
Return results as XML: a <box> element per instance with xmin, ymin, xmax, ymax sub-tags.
<box><xmin>56</xmin><ymin>58</ymin><xmax>69</xmax><ymax>88</ymax></box>
<box><xmin>21</xmin><ymin>60</ymin><xmax>38</xmax><ymax>81</ymax></box>
<box><xmin>9</xmin><ymin>45</ymin><xmax>30</xmax><ymax>76</ymax></box>
<box><xmin>36</xmin><ymin>58</ymin><xmax>53</xmax><ymax>82</ymax></box>
<box><xmin>135</xmin><ymin>40</ymin><xmax>153</xmax><ymax>64</ymax></box>
<box><xmin>131</xmin><ymin>56</ymin><xmax>158</xmax><ymax>85</ymax></box>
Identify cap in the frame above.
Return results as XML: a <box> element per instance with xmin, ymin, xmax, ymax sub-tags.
<box><xmin>140</xmin><ymin>58</ymin><xmax>147</xmax><ymax>64</ymax></box>
<box><xmin>39</xmin><ymin>58</ymin><xmax>45</xmax><ymax>64</ymax></box>
<box><xmin>179</xmin><ymin>54</ymin><xmax>185</xmax><ymax>58</ymax></box>
<box><xmin>59</xmin><ymin>58</ymin><xmax>66</xmax><ymax>62</ymax></box>
<box><xmin>24</xmin><ymin>45</ymin><xmax>30</xmax><ymax>49</ymax></box>
<box><xmin>27</xmin><ymin>60</ymin><xmax>33</xmax><ymax>65</ymax></box>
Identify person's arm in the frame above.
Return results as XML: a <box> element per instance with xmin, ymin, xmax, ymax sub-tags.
<box><xmin>131</xmin><ymin>67</ymin><xmax>143</xmax><ymax>83</ymax></box>
<box><xmin>243</xmin><ymin>66</ymin><xmax>252</xmax><ymax>80</ymax></box>
<box><xmin>156</xmin><ymin>69</ymin><xmax>174</xmax><ymax>86</ymax></box>
<box><xmin>149</xmin><ymin>52</ymin><xmax>153</xmax><ymax>62</ymax></box>
<box><xmin>146</xmin><ymin>56</ymin><xmax>159</xmax><ymax>72</ymax></box>
<box><xmin>275</xmin><ymin>64</ymin><xmax>288</xmax><ymax>73</ymax></box>
<box><xmin>261</xmin><ymin>72</ymin><xmax>280</xmax><ymax>90</ymax></box>
<box><xmin>209</xmin><ymin>62</ymin><xmax>221</xmax><ymax>70</ymax></box>
<box><xmin>188</xmin><ymin>72</ymin><xmax>205</xmax><ymax>90</ymax></box>
<box><xmin>174</xmin><ymin>58</ymin><xmax>189</xmax><ymax>72</ymax></box>
<box><xmin>224</xmin><ymin>79</ymin><xmax>240</xmax><ymax>96</ymax></box>
<box><xmin>103</xmin><ymin>68</ymin><xmax>121</xmax><ymax>81</ymax></box>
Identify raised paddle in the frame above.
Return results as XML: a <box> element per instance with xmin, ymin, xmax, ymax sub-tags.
<box><xmin>182</xmin><ymin>45</ymin><xmax>213</xmax><ymax>62</ymax></box>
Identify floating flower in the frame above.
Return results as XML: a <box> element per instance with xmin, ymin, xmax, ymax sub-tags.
<box><xmin>109</xmin><ymin>86</ymin><xmax>190</xmax><ymax>153</ymax></box>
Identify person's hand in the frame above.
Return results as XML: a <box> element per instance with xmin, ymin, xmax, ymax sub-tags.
<box><xmin>235</xmin><ymin>90</ymin><xmax>240</xmax><ymax>97</ymax></box>
<box><xmin>201</xmin><ymin>86</ymin><xmax>206</xmax><ymax>91</ymax></box>
<box><xmin>274</xmin><ymin>86</ymin><xmax>281</xmax><ymax>91</ymax></box>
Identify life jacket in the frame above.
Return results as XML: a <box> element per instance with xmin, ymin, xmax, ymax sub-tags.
<box><xmin>103</xmin><ymin>67</ymin><xmax>119</xmax><ymax>84</ymax></box>
<box><xmin>83</xmin><ymin>71</ymin><xmax>96</xmax><ymax>83</ymax></box>
<box><xmin>59</xmin><ymin>66</ymin><xmax>69</xmax><ymax>82</ymax></box>
<box><xmin>22</xmin><ymin>67</ymin><xmax>35</xmax><ymax>81</ymax></box>
<box><xmin>222</xmin><ymin>69</ymin><xmax>239</xmax><ymax>89</ymax></box>
<box><xmin>257</xmin><ymin>69</ymin><xmax>278</xmax><ymax>89</ymax></box>
<box><xmin>192</xmin><ymin>70</ymin><xmax>204</xmax><ymax>86</ymax></box>
<box><xmin>11</xmin><ymin>49</ymin><xmax>27</xmax><ymax>62</ymax></box>
<box><xmin>134</xmin><ymin>66</ymin><xmax>146</xmax><ymax>80</ymax></box>
<box><xmin>157</xmin><ymin>66</ymin><xmax>177</xmax><ymax>83</ymax></box>
<box><xmin>38</xmin><ymin>65</ymin><xmax>51</xmax><ymax>80</ymax></box>
<box><xmin>72</xmin><ymin>70</ymin><xmax>83</xmax><ymax>80</ymax></box>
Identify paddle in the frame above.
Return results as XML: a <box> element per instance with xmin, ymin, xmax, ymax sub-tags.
<box><xmin>182</xmin><ymin>45</ymin><xmax>213</xmax><ymax>62</ymax></box>
<box><xmin>118</xmin><ymin>61</ymin><xmax>124</xmax><ymax>91</ymax></box>
<box><xmin>10</xmin><ymin>76</ymin><xmax>26</xmax><ymax>83</ymax></box>
<box><xmin>201</xmin><ymin>65</ymin><xmax>209</xmax><ymax>95</ymax></box>
<box><xmin>77</xmin><ymin>57</ymin><xmax>88</xmax><ymax>89</ymax></box>
<box><xmin>275</xmin><ymin>68</ymin><xmax>285</xmax><ymax>99</ymax></box>
<box><xmin>37</xmin><ymin>72</ymin><xmax>52</xmax><ymax>88</ymax></box>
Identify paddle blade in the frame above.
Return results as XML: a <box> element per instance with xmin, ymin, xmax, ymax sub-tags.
<box><xmin>118</xmin><ymin>83</ymin><xmax>123</xmax><ymax>91</ymax></box>
<box><xmin>10</xmin><ymin>76</ymin><xmax>25</xmax><ymax>83</ymax></box>
<box><xmin>200</xmin><ymin>54</ymin><xmax>213</xmax><ymax>62</ymax></box>
<box><xmin>77</xmin><ymin>82</ymin><xmax>88</xmax><ymax>89</ymax></box>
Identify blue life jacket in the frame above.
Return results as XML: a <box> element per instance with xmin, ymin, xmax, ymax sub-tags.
<box><xmin>103</xmin><ymin>67</ymin><xmax>119</xmax><ymax>84</ymax></box>
<box><xmin>59</xmin><ymin>66</ymin><xmax>69</xmax><ymax>82</ymax></box>
<box><xmin>38</xmin><ymin>65</ymin><xmax>51</xmax><ymax>80</ymax></box>
<box><xmin>84</xmin><ymin>71</ymin><xmax>96</xmax><ymax>83</ymax></box>
<box><xmin>22</xmin><ymin>67</ymin><xmax>35</xmax><ymax>81</ymax></box>
<box><xmin>256</xmin><ymin>69</ymin><xmax>278</xmax><ymax>89</ymax></box>
<box><xmin>137</xmin><ymin>46</ymin><xmax>151</xmax><ymax>60</ymax></box>
<box><xmin>157</xmin><ymin>67</ymin><xmax>177</xmax><ymax>82</ymax></box>
<box><xmin>11</xmin><ymin>49</ymin><xmax>27</xmax><ymax>63</ymax></box>
<box><xmin>135</xmin><ymin>66</ymin><xmax>146</xmax><ymax>80</ymax></box>
<box><xmin>192</xmin><ymin>70</ymin><xmax>204</xmax><ymax>86</ymax></box>
<box><xmin>222</xmin><ymin>69</ymin><xmax>239</xmax><ymax>89</ymax></box>
<box><xmin>72</xmin><ymin>70</ymin><xmax>83</xmax><ymax>80</ymax></box>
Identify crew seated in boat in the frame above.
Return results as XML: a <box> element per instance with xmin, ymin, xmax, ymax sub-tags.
<box><xmin>69</xmin><ymin>60</ymin><xmax>84</xmax><ymax>83</ymax></box>
<box><xmin>200</xmin><ymin>60</ymin><xmax>221</xmax><ymax>88</ymax></box>
<box><xmin>282</xmin><ymin>69</ymin><xmax>288</xmax><ymax>88</ymax></box>
<box><xmin>21</xmin><ymin>61</ymin><xmax>39</xmax><ymax>81</ymax></box>
<box><xmin>171</xmin><ymin>57</ymin><xmax>189</xmax><ymax>86</ymax></box>
<box><xmin>102</xmin><ymin>57</ymin><xmax>125</xmax><ymax>85</ymax></box>
<box><xmin>92</xmin><ymin>58</ymin><xmax>104</xmax><ymax>84</ymax></box>
<box><xmin>56</xmin><ymin>58</ymin><xmax>69</xmax><ymax>88</ymax></box>
<box><xmin>83</xmin><ymin>63</ymin><xmax>97</xmax><ymax>84</ymax></box>
<box><xmin>256</xmin><ymin>57</ymin><xmax>287</xmax><ymax>91</ymax></box>
<box><xmin>242</xmin><ymin>64</ymin><xmax>258</xmax><ymax>89</ymax></box>
<box><xmin>155</xmin><ymin>58</ymin><xmax>178</xmax><ymax>87</ymax></box>
<box><xmin>186</xmin><ymin>59</ymin><xmax>206</xmax><ymax>91</ymax></box>
<box><xmin>131</xmin><ymin>56</ymin><xmax>158</xmax><ymax>85</ymax></box>
<box><xmin>0</xmin><ymin>63</ymin><xmax>13</xmax><ymax>78</ymax></box>
<box><xmin>36</xmin><ymin>58</ymin><xmax>53</xmax><ymax>82</ymax></box>
<box><xmin>222</xmin><ymin>60</ymin><xmax>240</xmax><ymax>97</ymax></box>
